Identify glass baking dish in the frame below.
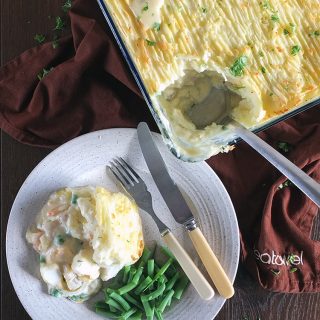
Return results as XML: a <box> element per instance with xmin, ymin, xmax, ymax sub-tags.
<box><xmin>96</xmin><ymin>0</ymin><xmax>320</xmax><ymax>162</ymax></box>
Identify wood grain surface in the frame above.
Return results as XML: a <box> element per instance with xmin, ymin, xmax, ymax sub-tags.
<box><xmin>1</xmin><ymin>1</ymin><xmax>320</xmax><ymax>320</ymax></box>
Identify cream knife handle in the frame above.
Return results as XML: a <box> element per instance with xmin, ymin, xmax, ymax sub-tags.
<box><xmin>162</xmin><ymin>231</ymin><xmax>214</xmax><ymax>301</ymax></box>
<box><xmin>188</xmin><ymin>227</ymin><xmax>234</xmax><ymax>299</ymax></box>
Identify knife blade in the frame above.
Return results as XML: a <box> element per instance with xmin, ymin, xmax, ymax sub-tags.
<box><xmin>137</xmin><ymin>123</ymin><xmax>194</xmax><ymax>226</ymax></box>
<box><xmin>137</xmin><ymin>122</ymin><xmax>235</xmax><ymax>299</ymax></box>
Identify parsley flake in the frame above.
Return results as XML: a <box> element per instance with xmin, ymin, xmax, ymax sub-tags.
<box><xmin>142</xmin><ymin>3</ymin><xmax>149</xmax><ymax>12</ymax></box>
<box><xmin>146</xmin><ymin>39</ymin><xmax>156</xmax><ymax>46</ymax></box>
<box><xmin>54</xmin><ymin>16</ymin><xmax>65</xmax><ymax>31</ymax></box>
<box><xmin>153</xmin><ymin>22</ymin><xmax>161</xmax><ymax>31</ymax></box>
<box><xmin>283</xmin><ymin>29</ymin><xmax>289</xmax><ymax>35</ymax></box>
<box><xmin>309</xmin><ymin>30</ymin><xmax>320</xmax><ymax>37</ymax></box>
<box><xmin>230</xmin><ymin>56</ymin><xmax>248</xmax><ymax>77</ymax></box>
<box><xmin>290</xmin><ymin>45</ymin><xmax>301</xmax><ymax>56</ymax></box>
<box><xmin>277</xmin><ymin>141</ymin><xmax>292</xmax><ymax>153</ymax></box>
<box><xmin>271</xmin><ymin>13</ymin><xmax>280</xmax><ymax>22</ymax></box>
<box><xmin>278</xmin><ymin>180</ymin><xmax>294</xmax><ymax>190</ymax></box>
<box><xmin>37</xmin><ymin>67</ymin><xmax>54</xmax><ymax>81</ymax></box>
<box><xmin>261</xmin><ymin>66</ymin><xmax>266</xmax><ymax>74</ymax></box>
<box><xmin>201</xmin><ymin>7</ymin><xmax>208</xmax><ymax>13</ymax></box>
<box><xmin>34</xmin><ymin>34</ymin><xmax>46</xmax><ymax>44</ymax></box>
<box><xmin>62</xmin><ymin>0</ymin><xmax>72</xmax><ymax>12</ymax></box>
<box><xmin>260</xmin><ymin>1</ymin><xmax>271</xmax><ymax>10</ymax></box>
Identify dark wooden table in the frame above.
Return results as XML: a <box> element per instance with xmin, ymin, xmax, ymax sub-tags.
<box><xmin>1</xmin><ymin>1</ymin><xmax>320</xmax><ymax>319</ymax></box>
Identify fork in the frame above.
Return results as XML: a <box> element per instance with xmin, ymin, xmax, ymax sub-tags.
<box><xmin>108</xmin><ymin>157</ymin><xmax>215</xmax><ymax>300</ymax></box>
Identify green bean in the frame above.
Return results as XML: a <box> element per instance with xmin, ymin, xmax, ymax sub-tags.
<box><xmin>154</xmin><ymin>309</ymin><xmax>163</xmax><ymax>320</ymax></box>
<box><xmin>167</xmin><ymin>296</ymin><xmax>172</xmax><ymax>307</ymax></box>
<box><xmin>95</xmin><ymin>307</ymin><xmax>120</xmax><ymax>319</ymax></box>
<box><xmin>119</xmin><ymin>307</ymin><xmax>137</xmax><ymax>320</ymax></box>
<box><xmin>118</xmin><ymin>267</ymin><xmax>144</xmax><ymax>295</ymax></box>
<box><xmin>105</xmin><ymin>297</ymin><xmax>124</xmax><ymax>312</ymax></box>
<box><xmin>109</xmin><ymin>291</ymin><xmax>131</xmax><ymax>311</ymax></box>
<box><xmin>138</xmin><ymin>248</ymin><xmax>152</xmax><ymax>267</ymax></box>
<box><xmin>157</xmin><ymin>275</ymin><xmax>167</xmax><ymax>285</ymax></box>
<box><xmin>141</xmin><ymin>283</ymin><xmax>166</xmax><ymax>301</ymax></box>
<box><xmin>122</xmin><ymin>266</ymin><xmax>131</xmax><ymax>284</ymax></box>
<box><xmin>173</xmin><ymin>274</ymin><xmax>189</xmax><ymax>299</ymax></box>
<box><xmin>123</xmin><ymin>293</ymin><xmax>143</xmax><ymax>310</ymax></box>
<box><xmin>134</xmin><ymin>276</ymin><xmax>153</xmax><ymax>295</ymax></box>
<box><xmin>147</xmin><ymin>259</ymin><xmax>154</xmax><ymax>278</ymax></box>
<box><xmin>128</xmin><ymin>311</ymin><xmax>143</xmax><ymax>320</ymax></box>
<box><xmin>164</xmin><ymin>272</ymin><xmax>180</xmax><ymax>292</ymax></box>
<box><xmin>127</xmin><ymin>268</ymin><xmax>137</xmax><ymax>284</ymax></box>
<box><xmin>157</xmin><ymin>289</ymin><xmax>175</xmax><ymax>313</ymax></box>
<box><xmin>141</xmin><ymin>299</ymin><xmax>154</xmax><ymax>318</ymax></box>
<box><xmin>145</xmin><ymin>259</ymin><xmax>173</xmax><ymax>291</ymax></box>
<box><xmin>147</xmin><ymin>308</ymin><xmax>155</xmax><ymax>320</ymax></box>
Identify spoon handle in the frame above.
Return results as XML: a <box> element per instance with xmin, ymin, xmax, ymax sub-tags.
<box><xmin>235</xmin><ymin>125</ymin><xmax>320</xmax><ymax>207</ymax></box>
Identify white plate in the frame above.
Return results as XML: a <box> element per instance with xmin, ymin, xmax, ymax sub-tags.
<box><xmin>6</xmin><ymin>128</ymin><xmax>239</xmax><ymax>320</ymax></box>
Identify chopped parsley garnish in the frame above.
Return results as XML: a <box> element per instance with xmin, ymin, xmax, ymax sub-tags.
<box><xmin>261</xmin><ymin>66</ymin><xmax>266</xmax><ymax>74</ymax></box>
<box><xmin>260</xmin><ymin>1</ymin><xmax>271</xmax><ymax>10</ymax></box>
<box><xmin>309</xmin><ymin>30</ymin><xmax>320</xmax><ymax>37</ymax></box>
<box><xmin>142</xmin><ymin>3</ymin><xmax>149</xmax><ymax>12</ymax></box>
<box><xmin>50</xmin><ymin>289</ymin><xmax>63</xmax><ymax>297</ymax></box>
<box><xmin>230</xmin><ymin>56</ymin><xmax>248</xmax><ymax>77</ymax></box>
<box><xmin>52</xmin><ymin>39</ymin><xmax>59</xmax><ymax>49</ymax></box>
<box><xmin>269</xmin><ymin>92</ymin><xmax>274</xmax><ymax>96</ymax></box>
<box><xmin>62</xmin><ymin>0</ymin><xmax>72</xmax><ymax>12</ymax></box>
<box><xmin>290</xmin><ymin>45</ymin><xmax>301</xmax><ymax>56</ymax></box>
<box><xmin>284</xmin><ymin>23</ymin><xmax>296</xmax><ymax>36</ymax></box>
<box><xmin>34</xmin><ymin>34</ymin><xmax>46</xmax><ymax>44</ymax></box>
<box><xmin>37</xmin><ymin>67</ymin><xmax>54</xmax><ymax>80</ymax></box>
<box><xmin>271</xmin><ymin>13</ymin><xmax>280</xmax><ymax>22</ymax></box>
<box><xmin>278</xmin><ymin>180</ymin><xmax>294</xmax><ymax>190</ymax></box>
<box><xmin>68</xmin><ymin>294</ymin><xmax>88</xmax><ymax>302</ymax></box>
<box><xmin>201</xmin><ymin>7</ymin><xmax>208</xmax><ymax>13</ymax></box>
<box><xmin>258</xmin><ymin>51</ymin><xmax>264</xmax><ymax>57</ymax></box>
<box><xmin>54</xmin><ymin>16</ymin><xmax>65</xmax><ymax>31</ymax></box>
<box><xmin>71</xmin><ymin>194</ymin><xmax>78</xmax><ymax>205</ymax></box>
<box><xmin>153</xmin><ymin>22</ymin><xmax>161</xmax><ymax>31</ymax></box>
<box><xmin>146</xmin><ymin>39</ymin><xmax>156</xmax><ymax>46</ymax></box>
<box><xmin>52</xmin><ymin>35</ymin><xmax>60</xmax><ymax>49</ymax></box>
<box><xmin>277</xmin><ymin>141</ymin><xmax>292</xmax><ymax>153</ymax></box>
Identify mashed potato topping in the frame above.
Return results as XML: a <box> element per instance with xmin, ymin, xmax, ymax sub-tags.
<box><xmin>26</xmin><ymin>186</ymin><xmax>144</xmax><ymax>302</ymax></box>
<box><xmin>103</xmin><ymin>0</ymin><xmax>320</xmax><ymax>160</ymax></box>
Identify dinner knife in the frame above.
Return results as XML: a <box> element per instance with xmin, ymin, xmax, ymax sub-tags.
<box><xmin>137</xmin><ymin>122</ymin><xmax>235</xmax><ymax>299</ymax></box>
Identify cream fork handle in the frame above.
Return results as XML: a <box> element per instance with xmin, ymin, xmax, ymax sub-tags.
<box><xmin>162</xmin><ymin>231</ymin><xmax>215</xmax><ymax>300</ymax></box>
<box><xmin>188</xmin><ymin>227</ymin><xmax>235</xmax><ymax>299</ymax></box>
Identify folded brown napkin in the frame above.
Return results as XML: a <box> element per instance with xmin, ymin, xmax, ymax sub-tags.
<box><xmin>1</xmin><ymin>0</ymin><xmax>319</xmax><ymax>293</ymax></box>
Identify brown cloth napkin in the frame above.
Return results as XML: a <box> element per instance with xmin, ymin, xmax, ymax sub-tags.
<box><xmin>1</xmin><ymin>0</ymin><xmax>319</xmax><ymax>293</ymax></box>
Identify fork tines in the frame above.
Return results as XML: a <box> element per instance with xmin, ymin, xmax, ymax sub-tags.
<box><xmin>108</xmin><ymin>157</ymin><xmax>141</xmax><ymax>187</ymax></box>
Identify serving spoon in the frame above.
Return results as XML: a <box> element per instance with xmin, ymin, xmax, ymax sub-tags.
<box><xmin>189</xmin><ymin>88</ymin><xmax>320</xmax><ymax>207</ymax></box>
